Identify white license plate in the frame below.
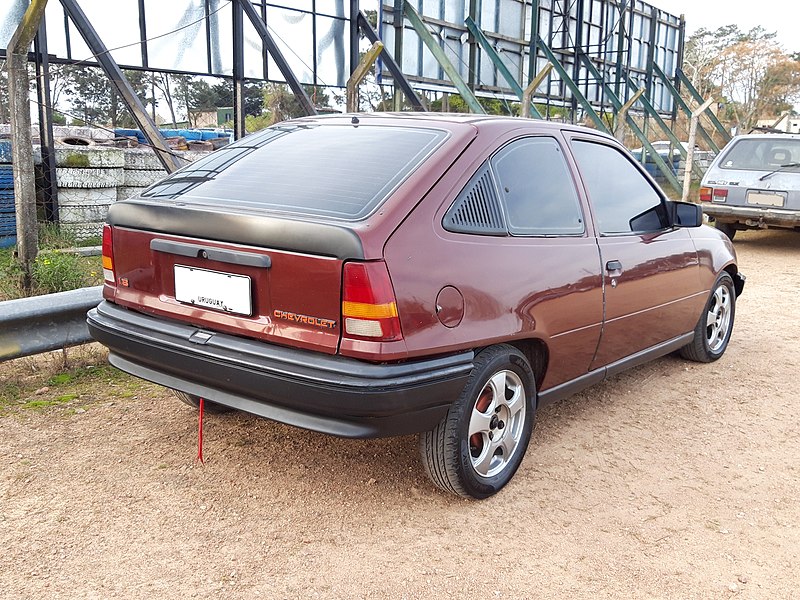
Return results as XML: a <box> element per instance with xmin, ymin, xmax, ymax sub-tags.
<box><xmin>174</xmin><ymin>265</ymin><xmax>252</xmax><ymax>316</ymax></box>
<box><xmin>747</xmin><ymin>191</ymin><xmax>785</xmax><ymax>207</ymax></box>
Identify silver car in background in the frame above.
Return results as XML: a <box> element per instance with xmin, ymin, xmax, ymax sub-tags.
<box><xmin>700</xmin><ymin>134</ymin><xmax>800</xmax><ymax>240</ymax></box>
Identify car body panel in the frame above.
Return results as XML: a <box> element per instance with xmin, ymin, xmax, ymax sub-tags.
<box><xmin>109</xmin><ymin>226</ymin><xmax>345</xmax><ymax>354</ymax></box>
<box><xmin>591</xmin><ymin>227</ymin><xmax>705</xmax><ymax>367</ymax></box>
<box><xmin>383</xmin><ymin>126</ymin><xmax>604</xmax><ymax>391</ymax></box>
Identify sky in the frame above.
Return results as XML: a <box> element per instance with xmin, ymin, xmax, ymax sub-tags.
<box><xmin>651</xmin><ymin>0</ymin><xmax>800</xmax><ymax>53</ymax></box>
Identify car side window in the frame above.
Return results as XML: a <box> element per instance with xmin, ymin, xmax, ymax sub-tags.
<box><xmin>570</xmin><ymin>140</ymin><xmax>669</xmax><ymax>235</ymax></box>
<box><xmin>491</xmin><ymin>137</ymin><xmax>584</xmax><ymax>236</ymax></box>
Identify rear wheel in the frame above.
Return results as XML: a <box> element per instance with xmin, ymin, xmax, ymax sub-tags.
<box><xmin>680</xmin><ymin>272</ymin><xmax>736</xmax><ymax>363</ymax></box>
<box><xmin>419</xmin><ymin>344</ymin><xmax>535</xmax><ymax>499</ymax></box>
<box><xmin>715</xmin><ymin>221</ymin><xmax>737</xmax><ymax>241</ymax></box>
<box><xmin>172</xmin><ymin>390</ymin><xmax>232</xmax><ymax>413</ymax></box>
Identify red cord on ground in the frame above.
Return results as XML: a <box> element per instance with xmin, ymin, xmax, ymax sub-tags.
<box><xmin>196</xmin><ymin>397</ymin><xmax>205</xmax><ymax>464</ymax></box>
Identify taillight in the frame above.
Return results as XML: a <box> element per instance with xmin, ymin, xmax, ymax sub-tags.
<box><xmin>101</xmin><ymin>224</ymin><xmax>115</xmax><ymax>284</ymax></box>
<box><xmin>699</xmin><ymin>187</ymin><xmax>728</xmax><ymax>203</ymax></box>
<box><xmin>342</xmin><ymin>261</ymin><xmax>402</xmax><ymax>341</ymax></box>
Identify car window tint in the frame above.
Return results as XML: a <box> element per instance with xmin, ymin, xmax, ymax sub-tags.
<box><xmin>491</xmin><ymin>137</ymin><xmax>584</xmax><ymax>235</ymax></box>
<box><xmin>718</xmin><ymin>138</ymin><xmax>800</xmax><ymax>171</ymax></box>
<box><xmin>571</xmin><ymin>140</ymin><xmax>668</xmax><ymax>234</ymax></box>
<box><xmin>141</xmin><ymin>124</ymin><xmax>447</xmax><ymax>221</ymax></box>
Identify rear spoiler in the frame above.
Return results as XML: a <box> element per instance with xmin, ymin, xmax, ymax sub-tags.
<box><xmin>108</xmin><ymin>199</ymin><xmax>364</xmax><ymax>260</ymax></box>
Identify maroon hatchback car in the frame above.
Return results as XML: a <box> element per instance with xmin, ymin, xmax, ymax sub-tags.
<box><xmin>88</xmin><ymin>114</ymin><xmax>744</xmax><ymax>498</ymax></box>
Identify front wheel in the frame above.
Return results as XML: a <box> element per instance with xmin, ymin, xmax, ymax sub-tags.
<box><xmin>419</xmin><ymin>344</ymin><xmax>535</xmax><ymax>499</ymax></box>
<box><xmin>680</xmin><ymin>272</ymin><xmax>736</xmax><ymax>363</ymax></box>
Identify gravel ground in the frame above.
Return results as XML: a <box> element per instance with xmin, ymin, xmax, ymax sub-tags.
<box><xmin>0</xmin><ymin>229</ymin><xmax>798</xmax><ymax>599</ymax></box>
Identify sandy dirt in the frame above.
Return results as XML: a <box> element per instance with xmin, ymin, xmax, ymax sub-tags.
<box><xmin>0</xmin><ymin>229</ymin><xmax>798</xmax><ymax>599</ymax></box>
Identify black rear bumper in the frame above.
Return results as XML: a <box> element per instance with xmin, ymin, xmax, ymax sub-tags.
<box><xmin>87</xmin><ymin>301</ymin><xmax>473</xmax><ymax>438</ymax></box>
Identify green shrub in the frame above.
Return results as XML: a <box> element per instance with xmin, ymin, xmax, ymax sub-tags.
<box><xmin>31</xmin><ymin>252</ymin><xmax>87</xmax><ymax>294</ymax></box>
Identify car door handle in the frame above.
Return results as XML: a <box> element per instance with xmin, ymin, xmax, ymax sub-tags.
<box><xmin>606</xmin><ymin>260</ymin><xmax>622</xmax><ymax>272</ymax></box>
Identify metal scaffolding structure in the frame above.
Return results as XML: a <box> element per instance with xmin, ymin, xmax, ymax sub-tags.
<box><xmin>0</xmin><ymin>0</ymin><xmax>725</xmax><ymax>201</ymax></box>
<box><xmin>379</xmin><ymin>0</ymin><xmax>686</xmax><ymax>115</ymax></box>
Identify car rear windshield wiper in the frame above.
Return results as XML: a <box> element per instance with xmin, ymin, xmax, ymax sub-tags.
<box><xmin>759</xmin><ymin>162</ymin><xmax>800</xmax><ymax>181</ymax></box>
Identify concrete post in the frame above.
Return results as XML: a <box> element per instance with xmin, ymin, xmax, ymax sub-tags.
<box><xmin>8</xmin><ymin>0</ymin><xmax>49</xmax><ymax>291</ymax></box>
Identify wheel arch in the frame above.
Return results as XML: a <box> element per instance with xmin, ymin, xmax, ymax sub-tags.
<box><xmin>506</xmin><ymin>338</ymin><xmax>549</xmax><ymax>397</ymax></box>
<box><xmin>723</xmin><ymin>263</ymin><xmax>745</xmax><ymax>297</ymax></box>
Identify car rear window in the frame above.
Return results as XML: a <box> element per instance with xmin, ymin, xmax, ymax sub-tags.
<box><xmin>719</xmin><ymin>138</ymin><xmax>800</xmax><ymax>171</ymax></box>
<box><xmin>141</xmin><ymin>124</ymin><xmax>447</xmax><ymax>220</ymax></box>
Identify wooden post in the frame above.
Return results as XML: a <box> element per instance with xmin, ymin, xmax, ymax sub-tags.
<box><xmin>8</xmin><ymin>0</ymin><xmax>49</xmax><ymax>292</ymax></box>
<box><xmin>346</xmin><ymin>41</ymin><xmax>384</xmax><ymax>113</ymax></box>
<box><xmin>682</xmin><ymin>98</ymin><xmax>715</xmax><ymax>203</ymax></box>
<box><xmin>521</xmin><ymin>63</ymin><xmax>553</xmax><ymax>119</ymax></box>
<box><xmin>615</xmin><ymin>88</ymin><xmax>644</xmax><ymax>143</ymax></box>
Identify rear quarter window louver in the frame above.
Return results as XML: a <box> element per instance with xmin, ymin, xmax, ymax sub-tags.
<box><xmin>443</xmin><ymin>166</ymin><xmax>507</xmax><ymax>235</ymax></box>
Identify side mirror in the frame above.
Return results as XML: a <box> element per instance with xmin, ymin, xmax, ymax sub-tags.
<box><xmin>668</xmin><ymin>200</ymin><xmax>703</xmax><ymax>228</ymax></box>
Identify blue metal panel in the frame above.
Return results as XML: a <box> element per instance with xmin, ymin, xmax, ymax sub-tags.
<box><xmin>0</xmin><ymin>165</ymin><xmax>16</xmax><ymax>249</ymax></box>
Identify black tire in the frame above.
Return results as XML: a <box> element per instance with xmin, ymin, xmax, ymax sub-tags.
<box><xmin>680</xmin><ymin>272</ymin><xmax>736</xmax><ymax>363</ymax></box>
<box><xmin>716</xmin><ymin>222</ymin><xmax>737</xmax><ymax>241</ymax></box>
<box><xmin>172</xmin><ymin>390</ymin><xmax>232</xmax><ymax>413</ymax></box>
<box><xmin>419</xmin><ymin>344</ymin><xmax>536</xmax><ymax>499</ymax></box>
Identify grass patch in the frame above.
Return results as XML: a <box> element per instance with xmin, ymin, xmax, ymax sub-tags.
<box><xmin>0</xmin><ymin>350</ymin><xmax>147</xmax><ymax>417</ymax></box>
<box><xmin>22</xmin><ymin>395</ymin><xmax>77</xmax><ymax>410</ymax></box>
<box><xmin>49</xmin><ymin>372</ymin><xmax>74</xmax><ymax>386</ymax></box>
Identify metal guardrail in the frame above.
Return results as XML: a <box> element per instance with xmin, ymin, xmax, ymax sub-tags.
<box><xmin>0</xmin><ymin>286</ymin><xmax>102</xmax><ymax>362</ymax></box>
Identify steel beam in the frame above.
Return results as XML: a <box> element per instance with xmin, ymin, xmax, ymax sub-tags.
<box><xmin>403</xmin><ymin>2</ymin><xmax>484</xmax><ymax>114</ymax></box>
<box><xmin>392</xmin><ymin>0</ymin><xmax>404</xmax><ymax>110</ymax></box>
<box><xmin>357</xmin><ymin>10</ymin><xmax>426</xmax><ymax>111</ymax></box>
<box><xmin>464</xmin><ymin>17</ymin><xmax>542</xmax><ymax>118</ymax></box>
<box><xmin>60</xmin><ymin>0</ymin><xmax>182</xmax><ymax>173</ymax></box>
<box><xmin>614</xmin><ymin>0</ymin><xmax>626</xmax><ymax>99</ymax></box>
<box><xmin>34</xmin><ymin>19</ymin><xmax>58</xmax><ymax>222</ymax></box>
<box><xmin>235</xmin><ymin>0</ymin><xmax>316</xmax><ymax>116</ymax></box>
<box><xmin>676</xmin><ymin>68</ymin><xmax>731</xmax><ymax>142</ymax></box>
<box><xmin>578</xmin><ymin>52</ymin><xmax>682</xmax><ymax>193</ymax></box>
<box><xmin>0</xmin><ymin>286</ymin><xmax>102</xmax><ymax>362</ymax></box>
<box><xmin>537</xmin><ymin>37</ymin><xmax>609</xmax><ymax>133</ymax></box>
<box><xmin>652</xmin><ymin>63</ymin><xmax>719</xmax><ymax>153</ymax></box>
<box><xmin>467</xmin><ymin>0</ymin><xmax>478</xmax><ymax>90</ymax></box>
<box><xmin>232</xmin><ymin>0</ymin><xmax>245</xmax><ymax>139</ymax></box>
<box><xmin>672</xmin><ymin>14</ymin><xmax>686</xmax><ymax>127</ymax></box>
<box><xmin>138</xmin><ymin>0</ymin><xmax>148</xmax><ymax>67</ymax></box>
<box><xmin>349</xmin><ymin>0</ymin><xmax>360</xmax><ymax>77</ymax></box>
<box><xmin>527</xmin><ymin>0</ymin><xmax>540</xmax><ymax>82</ymax></box>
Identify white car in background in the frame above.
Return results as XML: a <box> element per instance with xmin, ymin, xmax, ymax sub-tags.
<box><xmin>700</xmin><ymin>134</ymin><xmax>800</xmax><ymax>240</ymax></box>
